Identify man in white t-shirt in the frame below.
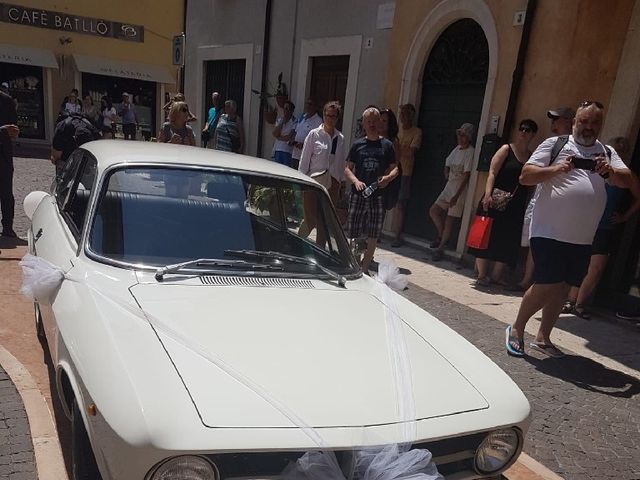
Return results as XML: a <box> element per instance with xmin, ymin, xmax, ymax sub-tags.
<box><xmin>272</xmin><ymin>100</ymin><xmax>297</xmax><ymax>166</ymax></box>
<box><xmin>291</xmin><ymin>98</ymin><xmax>322</xmax><ymax>169</ymax></box>
<box><xmin>506</xmin><ymin>102</ymin><xmax>632</xmax><ymax>358</ymax></box>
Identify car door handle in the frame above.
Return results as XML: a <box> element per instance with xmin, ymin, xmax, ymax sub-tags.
<box><xmin>34</xmin><ymin>228</ymin><xmax>43</xmax><ymax>243</ymax></box>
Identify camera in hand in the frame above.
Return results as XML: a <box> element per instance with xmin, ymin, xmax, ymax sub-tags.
<box><xmin>571</xmin><ymin>156</ymin><xmax>596</xmax><ymax>171</ymax></box>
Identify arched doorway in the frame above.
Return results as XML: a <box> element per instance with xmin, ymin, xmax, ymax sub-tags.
<box><xmin>404</xmin><ymin>19</ymin><xmax>489</xmax><ymax>242</ymax></box>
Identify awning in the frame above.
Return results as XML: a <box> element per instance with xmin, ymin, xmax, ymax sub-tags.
<box><xmin>73</xmin><ymin>54</ymin><xmax>175</xmax><ymax>84</ymax></box>
<box><xmin>0</xmin><ymin>44</ymin><xmax>58</xmax><ymax>68</ymax></box>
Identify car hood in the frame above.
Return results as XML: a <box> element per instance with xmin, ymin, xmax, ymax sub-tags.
<box><xmin>130</xmin><ymin>283</ymin><xmax>489</xmax><ymax>428</ymax></box>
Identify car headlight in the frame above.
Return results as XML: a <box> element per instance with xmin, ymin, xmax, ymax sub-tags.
<box><xmin>474</xmin><ymin>428</ymin><xmax>522</xmax><ymax>475</ymax></box>
<box><xmin>147</xmin><ymin>455</ymin><xmax>218</xmax><ymax>480</ymax></box>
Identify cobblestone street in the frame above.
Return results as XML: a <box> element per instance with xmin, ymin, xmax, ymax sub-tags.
<box><xmin>0</xmin><ymin>366</ymin><xmax>36</xmax><ymax>480</ymax></box>
<box><xmin>12</xmin><ymin>157</ymin><xmax>54</xmax><ymax>239</ymax></box>
<box><xmin>400</xmin><ymin>283</ymin><xmax>640</xmax><ymax>480</ymax></box>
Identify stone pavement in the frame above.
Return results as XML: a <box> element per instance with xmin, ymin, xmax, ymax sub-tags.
<box><xmin>374</xmin><ymin>246</ymin><xmax>640</xmax><ymax>480</ymax></box>
<box><xmin>0</xmin><ymin>366</ymin><xmax>37</xmax><ymax>480</ymax></box>
<box><xmin>1</xmin><ymin>157</ymin><xmax>54</xmax><ymax>480</ymax></box>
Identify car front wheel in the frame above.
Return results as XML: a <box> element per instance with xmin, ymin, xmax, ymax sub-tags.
<box><xmin>71</xmin><ymin>398</ymin><xmax>102</xmax><ymax>480</ymax></box>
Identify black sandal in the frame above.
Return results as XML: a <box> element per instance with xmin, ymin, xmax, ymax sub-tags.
<box><xmin>561</xmin><ymin>301</ymin><xmax>575</xmax><ymax>314</ymax></box>
<box><xmin>573</xmin><ymin>304</ymin><xmax>591</xmax><ymax>320</ymax></box>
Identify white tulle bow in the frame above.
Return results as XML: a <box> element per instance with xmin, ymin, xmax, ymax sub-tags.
<box><xmin>19</xmin><ymin>254</ymin><xmax>65</xmax><ymax>304</ymax></box>
<box><xmin>375</xmin><ymin>262</ymin><xmax>409</xmax><ymax>291</ymax></box>
<box><xmin>282</xmin><ymin>444</ymin><xmax>442</xmax><ymax>480</ymax></box>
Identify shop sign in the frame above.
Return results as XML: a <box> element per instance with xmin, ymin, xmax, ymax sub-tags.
<box><xmin>172</xmin><ymin>34</ymin><xmax>185</xmax><ymax>66</ymax></box>
<box><xmin>0</xmin><ymin>3</ymin><xmax>144</xmax><ymax>43</ymax></box>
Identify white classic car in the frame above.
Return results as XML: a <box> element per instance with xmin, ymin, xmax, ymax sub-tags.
<box><xmin>25</xmin><ymin>141</ymin><xmax>530</xmax><ymax>480</ymax></box>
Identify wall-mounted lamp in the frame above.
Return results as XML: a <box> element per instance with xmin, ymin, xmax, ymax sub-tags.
<box><xmin>59</xmin><ymin>36</ymin><xmax>72</xmax><ymax>45</ymax></box>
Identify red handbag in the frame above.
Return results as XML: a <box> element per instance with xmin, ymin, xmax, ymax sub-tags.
<box><xmin>466</xmin><ymin>215</ymin><xmax>493</xmax><ymax>249</ymax></box>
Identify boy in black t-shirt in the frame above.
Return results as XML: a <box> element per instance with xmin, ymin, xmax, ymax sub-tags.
<box><xmin>344</xmin><ymin>107</ymin><xmax>398</xmax><ymax>274</ymax></box>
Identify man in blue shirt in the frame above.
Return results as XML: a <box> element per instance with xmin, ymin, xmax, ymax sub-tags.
<box><xmin>202</xmin><ymin>92</ymin><xmax>221</xmax><ymax>148</ymax></box>
<box><xmin>344</xmin><ymin>107</ymin><xmax>398</xmax><ymax>274</ymax></box>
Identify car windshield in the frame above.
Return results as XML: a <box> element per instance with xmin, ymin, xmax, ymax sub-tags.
<box><xmin>88</xmin><ymin>166</ymin><xmax>359</xmax><ymax>276</ymax></box>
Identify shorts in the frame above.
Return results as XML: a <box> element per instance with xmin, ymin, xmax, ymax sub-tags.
<box><xmin>592</xmin><ymin>228</ymin><xmax>615</xmax><ymax>255</ymax></box>
<box><xmin>345</xmin><ymin>193</ymin><xmax>385</xmax><ymax>239</ymax></box>
<box><xmin>122</xmin><ymin>123</ymin><xmax>136</xmax><ymax>138</ymax></box>
<box><xmin>398</xmin><ymin>176</ymin><xmax>411</xmax><ymax>204</ymax></box>
<box><xmin>520</xmin><ymin>199</ymin><xmax>535</xmax><ymax>247</ymax></box>
<box><xmin>435</xmin><ymin>187</ymin><xmax>466</xmax><ymax>218</ymax></box>
<box><xmin>273</xmin><ymin>150</ymin><xmax>292</xmax><ymax>166</ymax></box>
<box><xmin>530</xmin><ymin>237</ymin><xmax>591</xmax><ymax>287</ymax></box>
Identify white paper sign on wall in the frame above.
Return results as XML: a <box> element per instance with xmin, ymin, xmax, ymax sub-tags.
<box><xmin>376</xmin><ymin>2</ymin><xmax>395</xmax><ymax>30</ymax></box>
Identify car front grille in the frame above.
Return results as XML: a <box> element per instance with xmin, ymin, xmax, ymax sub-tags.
<box><xmin>205</xmin><ymin>432</ymin><xmax>486</xmax><ymax>479</ymax></box>
<box><xmin>200</xmin><ymin>276</ymin><xmax>315</xmax><ymax>288</ymax></box>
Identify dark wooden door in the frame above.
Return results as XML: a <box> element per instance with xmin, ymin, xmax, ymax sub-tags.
<box><xmin>205</xmin><ymin>59</ymin><xmax>246</xmax><ymax>117</ymax></box>
<box><xmin>404</xmin><ymin>19</ymin><xmax>489</xmax><ymax>241</ymax></box>
<box><xmin>310</xmin><ymin>55</ymin><xmax>349</xmax><ymax>129</ymax></box>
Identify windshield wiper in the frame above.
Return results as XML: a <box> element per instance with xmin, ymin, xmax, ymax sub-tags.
<box><xmin>155</xmin><ymin>258</ymin><xmax>281</xmax><ymax>281</ymax></box>
<box><xmin>224</xmin><ymin>249</ymin><xmax>347</xmax><ymax>288</ymax></box>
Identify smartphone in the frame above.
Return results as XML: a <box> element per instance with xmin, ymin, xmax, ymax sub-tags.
<box><xmin>571</xmin><ymin>156</ymin><xmax>596</xmax><ymax>171</ymax></box>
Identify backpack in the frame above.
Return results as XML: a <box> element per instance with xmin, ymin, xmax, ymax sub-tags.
<box><xmin>549</xmin><ymin>135</ymin><xmax>611</xmax><ymax>165</ymax></box>
<box><xmin>56</xmin><ymin>113</ymin><xmax>101</xmax><ymax>148</ymax></box>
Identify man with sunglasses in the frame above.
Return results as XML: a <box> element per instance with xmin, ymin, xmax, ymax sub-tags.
<box><xmin>298</xmin><ymin>101</ymin><xmax>345</xmax><ymax>239</ymax></box>
<box><xmin>506</xmin><ymin>101</ymin><xmax>633</xmax><ymax>358</ymax></box>
<box><xmin>548</xmin><ymin>106</ymin><xmax>574</xmax><ymax>136</ymax></box>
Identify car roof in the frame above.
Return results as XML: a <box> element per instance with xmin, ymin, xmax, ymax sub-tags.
<box><xmin>81</xmin><ymin>140</ymin><xmax>314</xmax><ymax>182</ymax></box>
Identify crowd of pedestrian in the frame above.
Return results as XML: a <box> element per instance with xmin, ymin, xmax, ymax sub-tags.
<box><xmin>3</xmin><ymin>77</ymin><xmax>640</xmax><ymax>339</ymax></box>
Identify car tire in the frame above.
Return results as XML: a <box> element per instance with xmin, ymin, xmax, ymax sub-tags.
<box><xmin>34</xmin><ymin>303</ymin><xmax>45</xmax><ymax>340</ymax></box>
<box><xmin>71</xmin><ymin>398</ymin><xmax>102</xmax><ymax>480</ymax></box>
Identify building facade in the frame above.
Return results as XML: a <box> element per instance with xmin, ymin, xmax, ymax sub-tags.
<box><xmin>384</xmin><ymin>0</ymin><xmax>640</xmax><ymax>309</ymax></box>
<box><xmin>184</xmin><ymin>0</ymin><xmax>396</xmax><ymax>157</ymax></box>
<box><xmin>0</xmin><ymin>1</ymin><xmax>183</xmax><ymax>145</ymax></box>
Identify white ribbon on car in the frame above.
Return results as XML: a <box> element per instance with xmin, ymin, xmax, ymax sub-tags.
<box><xmin>282</xmin><ymin>261</ymin><xmax>441</xmax><ymax>480</ymax></box>
<box><xmin>24</xmin><ymin>252</ymin><xmax>441</xmax><ymax>479</ymax></box>
<box><xmin>19</xmin><ymin>254</ymin><xmax>66</xmax><ymax>305</ymax></box>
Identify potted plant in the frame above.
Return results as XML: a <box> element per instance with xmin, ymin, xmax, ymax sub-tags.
<box><xmin>252</xmin><ymin>72</ymin><xmax>287</xmax><ymax>125</ymax></box>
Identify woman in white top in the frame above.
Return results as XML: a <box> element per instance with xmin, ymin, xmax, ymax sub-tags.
<box><xmin>429</xmin><ymin>123</ymin><xmax>475</xmax><ymax>261</ymax></box>
<box><xmin>100</xmin><ymin>96</ymin><xmax>117</xmax><ymax>139</ymax></box>
<box><xmin>64</xmin><ymin>92</ymin><xmax>82</xmax><ymax>114</ymax></box>
<box><xmin>82</xmin><ymin>94</ymin><xmax>99</xmax><ymax>124</ymax></box>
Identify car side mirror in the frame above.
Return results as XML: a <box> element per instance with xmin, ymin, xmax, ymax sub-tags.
<box><xmin>23</xmin><ymin>191</ymin><xmax>49</xmax><ymax>220</ymax></box>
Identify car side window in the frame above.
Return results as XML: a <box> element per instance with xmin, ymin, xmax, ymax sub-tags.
<box><xmin>60</xmin><ymin>154</ymin><xmax>98</xmax><ymax>236</ymax></box>
<box><xmin>55</xmin><ymin>150</ymin><xmax>84</xmax><ymax>207</ymax></box>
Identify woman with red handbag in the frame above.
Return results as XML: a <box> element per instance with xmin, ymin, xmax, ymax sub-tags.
<box><xmin>468</xmin><ymin>119</ymin><xmax>538</xmax><ymax>286</ymax></box>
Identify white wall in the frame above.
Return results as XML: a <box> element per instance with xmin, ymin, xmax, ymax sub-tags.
<box><xmin>185</xmin><ymin>0</ymin><xmax>394</xmax><ymax>158</ymax></box>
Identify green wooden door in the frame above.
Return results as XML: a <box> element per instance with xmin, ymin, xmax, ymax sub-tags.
<box><xmin>404</xmin><ymin>19</ymin><xmax>489</xmax><ymax>241</ymax></box>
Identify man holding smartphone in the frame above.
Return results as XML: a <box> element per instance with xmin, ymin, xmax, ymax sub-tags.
<box><xmin>506</xmin><ymin>101</ymin><xmax>632</xmax><ymax>358</ymax></box>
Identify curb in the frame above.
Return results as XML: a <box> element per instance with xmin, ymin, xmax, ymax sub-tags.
<box><xmin>505</xmin><ymin>453</ymin><xmax>564</xmax><ymax>480</ymax></box>
<box><xmin>0</xmin><ymin>344</ymin><xmax>68</xmax><ymax>480</ymax></box>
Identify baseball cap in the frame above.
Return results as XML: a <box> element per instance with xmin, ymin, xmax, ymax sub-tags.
<box><xmin>1</xmin><ymin>82</ymin><xmax>8</xmax><ymax>89</ymax></box>
<box><xmin>456</xmin><ymin>123</ymin><xmax>475</xmax><ymax>139</ymax></box>
<box><xmin>122</xmin><ymin>92</ymin><xmax>130</xmax><ymax>97</ymax></box>
<box><xmin>547</xmin><ymin>107</ymin><xmax>574</xmax><ymax>119</ymax></box>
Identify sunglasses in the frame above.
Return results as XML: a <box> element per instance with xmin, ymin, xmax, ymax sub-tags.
<box><xmin>324</xmin><ymin>113</ymin><xmax>338</xmax><ymax>119</ymax></box>
<box><xmin>179</xmin><ymin>107</ymin><xmax>189</xmax><ymax>113</ymax></box>
<box><xmin>579</xmin><ymin>100</ymin><xmax>604</xmax><ymax>109</ymax></box>
<box><xmin>519</xmin><ymin>126</ymin><xmax>534</xmax><ymax>133</ymax></box>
